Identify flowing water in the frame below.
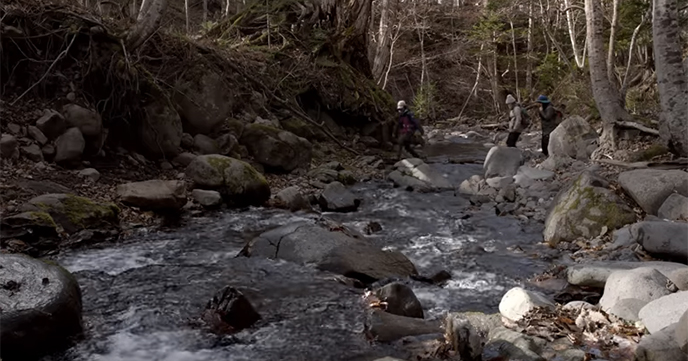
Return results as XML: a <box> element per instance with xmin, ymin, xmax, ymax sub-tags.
<box><xmin>47</xmin><ymin>136</ymin><xmax>554</xmax><ymax>361</ymax></box>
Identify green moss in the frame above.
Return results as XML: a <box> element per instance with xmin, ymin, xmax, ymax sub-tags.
<box><xmin>29</xmin><ymin>211</ymin><xmax>58</xmax><ymax>228</ymax></box>
<box><xmin>207</xmin><ymin>155</ymin><xmax>235</xmax><ymax>173</ymax></box>
<box><xmin>632</xmin><ymin>144</ymin><xmax>669</xmax><ymax>161</ymax></box>
<box><xmin>61</xmin><ymin>195</ymin><xmax>119</xmax><ymax>229</ymax></box>
<box><xmin>41</xmin><ymin>258</ymin><xmax>80</xmax><ymax>288</ymax></box>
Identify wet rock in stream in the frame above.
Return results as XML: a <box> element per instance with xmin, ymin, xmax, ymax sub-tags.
<box><xmin>202</xmin><ymin>286</ymin><xmax>261</xmax><ymax>333</ymax></box>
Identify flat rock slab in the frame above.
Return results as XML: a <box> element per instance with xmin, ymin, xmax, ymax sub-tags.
<box><xmin>635</xmin><ymin>324</ymin><xmax>685</xmax><ymax>361</ymax></box>
<box><xmin>567</xmin><ymin>261</ymin><xmax>688</xmax><ymax>288</ymax></box>
<box><xmin>630</xmin><ymin>221</ymin><xmax>688</xmax><ymax>262</ymax></box>
<box><xmin>658</xmin><ymin>193</ymin><xmax>688</xmax><ymax>221</ymax></box>
<box><xmin>598</xmin><ymin>267</ymin><xmax>673</xmax><ymax>312</ymax></box>
<box><xmin>365</xmin><ymin>309</ymin><xmax>441</xmax><ymax>342</ymax></box>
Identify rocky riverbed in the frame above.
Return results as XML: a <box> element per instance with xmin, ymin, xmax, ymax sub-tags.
<box><xmin>2</xmin><ymin>119</ymin><xmax>688</xmax><ymax>361</ymax></box>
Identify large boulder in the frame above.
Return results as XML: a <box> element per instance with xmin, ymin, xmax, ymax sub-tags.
<box><xmin>629</xmin><ymin>221</ymin><xmax>688</xmax><ymax>262</ymax></box>
<box><xmin>388</xmin><ymin>158</ymin><xmax>453</xmax><ymax>192</ymax></box>
<box><xmin>19</xmin><ymin>193</ymin><xmax>119</xmax><ymax>234</ymax></box>
<box><xmin>240</xmin><ymin>124</ymin><xmax>312</xmax><ymax>173</ymax></box>
<box><xmin>658</xmin><ymin>193</ymin><xmax>688</xmax><ymax>221</ymax></box>
<box><xmin>139</xmin><ymin>100</ymin><xmax>183</xmax><ymax>157</ymax></box>
<box><xmin>444</xmin><ymin>312</ymin><xmax>502</xmax><ymax>360</ymax></box>
<box><xmin>639</xmin><ymin>292</ymin><xmax>688</xmax><ymax>334</ymax></box>
<box><xmin>318</xmin><ymin>181</ymin><xmax>361</xmax><ymax>212</ymax></box>
<box><xmin>0</xmin><ymin>254</ymin><xmax>83</xmax><ymax>361</ymax></box>
<box><xmin>62</xmin><ymin>104</ymin><xmax>102</xmax><ymax>137</ymax></box>
<box><xmin>174</xmin><ymin>70</ymin><xmax>234</xmax><ymax>135</ymax></box>
<box><xmin>484</xmin><ymin>146</ymin><xmax>523</xmax><ymax>178</ymax></box>
<box><xmin>567</xmin><ymin>261</ymin><xmax>688</xmax><ymax>288</ymax></box>
<box><xmin>35</xmin><ymin>109</ymin><xmax>67</xmax><ymax>140</ymax></box>
<box><xmin>499</xmin><ymin>287</ymin><xmax>555</xmax><ymax>322</ymax></box>
<box><xmin>676</xmin><ymin>309</ymin><xmax>688</xmax><ymax>353</ymax></box>
<box><xmin>1</xmin><ymin>134</ymin><xmax>19</xmax><ymax>159</ymax></box>
<box><xmin>547</xmin><ymin>115</ymin><xmax>598</xmax><ymax>160</ymax></box>
<box><xmin>191</xmin><ymin>189</ymin><xmax>223</xmax><ymax>208</ymax></box>
<box><xmin>635</xmin><ymin>324</ymin><xmax>685</xmax><ymax>361</ymax></box>
<box><xmin>54</xmin><ymin>127</ymin><xmax>85</xmax><ymax>165</ymax></box>
<box><xmin>116</xmin><ymin>180</ymin><xmax>187</xmax><ymax>212</ymax></box>
<box><xmin>543</xmin><ymin>171</ymin><xmax>636</xmax><ymax>245</ymax></box>
<box><xmin>280</xmin><ymin>117</ymin><xmax>327</xmax><ymax>141</ymax></box>
<box><xmin>274</xmin><ymin>186</ymin><xmax>310</xmax><ymax>211</ymax></box>
<box><xmin>245</xmin><ymin>222</ymin><xmax>417</xmax><ymax>282</ymax></box>
<box><xmin>598</xmin><ymin>267</ymin><xmax>674</xmax><ymax>312</ymax></box>
<box><xmin>185</xmin><ymin>155</ymin><xmax>270</xmax><ymax>206</ymax></box>
<box><xmin>374</xmin><ymin>282</ymin><xmax>424</xmax><ymax>319</ymax></box>
<box><xmin>618</xmin><ymin>169</ymin><xmax>688</xmax><ymax>215</ymax></box>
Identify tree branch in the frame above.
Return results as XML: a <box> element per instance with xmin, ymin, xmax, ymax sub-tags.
<box><xmin>615</xmin><ymin>121</ymin><xmax>659</xmax><ymax>135</ymax></box>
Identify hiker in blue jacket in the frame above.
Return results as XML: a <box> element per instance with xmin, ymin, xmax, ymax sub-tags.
<box><xmin>394</xmin><ymin>100</ymin><xmax>424</xmax><ymax>159</ymax></box>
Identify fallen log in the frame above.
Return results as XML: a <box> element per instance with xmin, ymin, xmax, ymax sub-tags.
<box><xmin>615</xmin><ymin>121</ymin><xmax>659</xmax><ymax>136</ymax></box>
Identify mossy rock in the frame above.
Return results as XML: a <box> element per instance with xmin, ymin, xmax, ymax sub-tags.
<box><xmin>280</xmin><ymin>117</ymin><xmax>327</xmax><ymax>141</ymax></box>
<box><xmin>185</xmin><ymin>154</ymin><xmax>271</xmax><ymax>206</ymax></box>
<box><xmin>19</xmin><ymin>194</ymin><xmax>120</xmax><ymax>234</ymax></box>
<box><xmin>240</xmin><ymin>123</ymin><xmax>312</xmax><ymax>173</ymax></box>
<box><xmin>630</xmin><ymin>144</ymin><xmax>670</xmax><ymax>162</ymax></box>
<box><xmin>543</xmin><ymin>171</ymin><xmax>636</xmax><ymax>245</ymax></box>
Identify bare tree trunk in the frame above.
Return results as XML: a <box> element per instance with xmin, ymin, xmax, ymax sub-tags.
<box><xmin>381</xmin><ymin>21</ymin><xmax>402</xmax><ymax>90</ymax></box>
<box><xmin>563</xmin><ymin>0</ymin><xmax>585</xmax><ymax>68</ymax></box>
<box><xmin>653</xmin><ymin>0</ymin><xmax>688</xmax><ymax>155</ymax></box>
<box><xmin>185</xmin><ymin>0</ymin><xmax>190</xmax><ymax>33</ymax></box>
<box><xmin>372</xmin><ymin>0</ymin><xmax>394</xmax><ymax>81</ymax></box>
<box><xmin>620</xmin><ymin>10</ymin><xmax>648</xmax><ymax>101</ymax></box>
<box><xmin>606</xmin><ymin>0</ymin><xmax>620</xmax><ymax>85</ymax></box>
<box><xmin>526</xmin><ymin>0</ymin><xmax>533</xmax><ymax>97</ymax></box>
<box><xmin>585</xmin><ymin>0</ymin><xmax>633</xmax><ymax>150</ymax></box>
<box><xmin>509</xmin><ymin>18</ymin><xmax>520</xmax><ymax>102</ymax></box>
<box><xmin>127</xmin><ymin>0</ymin><xmax>168</xmax><ymax>50</ymax></box>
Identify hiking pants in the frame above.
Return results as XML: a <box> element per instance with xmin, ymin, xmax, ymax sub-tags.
<box><xmin>506</xmin><ymin>132</ymin><xmax>521</xmax><ymax>147</ymax></box>
<box><xmin>397</xmin><ymin>133</ymin><xmax>420</xmax><ymax>159</ymax></box>
<box><xmin>541</xmin><ymin>132</ymin><xmax>551</xmax><ymax>156</ymax></box>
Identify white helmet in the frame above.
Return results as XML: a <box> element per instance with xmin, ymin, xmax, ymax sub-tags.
<box><xmin>397</xmin><ymin>100</ymin><xmax>407</xmax><ymax>110</ymax></box>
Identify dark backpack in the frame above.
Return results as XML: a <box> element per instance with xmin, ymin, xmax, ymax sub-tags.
<box><xmin>520</xmin><ymin>106</ymin><xmax>531</xmax><ymax>128</ymax></box>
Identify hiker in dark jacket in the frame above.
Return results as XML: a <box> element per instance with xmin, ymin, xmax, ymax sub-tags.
<box><xmin>536</xmin><ymin>95</ymin><xmax>557</xmax><ymax>157</ymax></box>
<box><xmin>394</xmin><ymin>100</ymin><xmax>424</xmax><ymax>159</ymax></box>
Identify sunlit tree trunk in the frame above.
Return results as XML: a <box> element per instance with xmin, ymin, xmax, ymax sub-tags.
<box><xmin>585</xmin><ymin>0</ymin><xmax>632</xmax><ymax>150</ymax></box>
<box><xmin>526</xmin><ymin>0</ymin><xmax>533</xmax><ymax>97</ymax></box>
<box><xmin>563</xmin><ymin>0</ymin><xmax>585</xmax><ymax>68</ymax></box>
<box><xmin>372</xmin><ymin>0</ymin><xmax>396</xmax><ymax>82</ymax></box>
<box><xmin>606</xmin><ymin>0</ymin><xmax>620</xmax><ymax>85</ymax></box>
<box><xmin>509</xmin><ymin>17</ymin><xmax>520</xmax><ymax>102</ymax></box>
<box><xmin>652</xmin><ymin>0</ymin><xmax>688</xmax><ymax>155</ymax></box>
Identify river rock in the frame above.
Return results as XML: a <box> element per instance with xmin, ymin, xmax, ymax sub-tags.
<box><xmin>318</xmin><ymin>181</ymin><xmax>361</xmax><ymax>212</ymax></box>
<box><xmin>598</xmin><ymin>267</ymin><xmax>674</xmax><ymax>312</ymax></box>
<box><xmin>1</xmin><ymin>134</ymin><xmax>19</xmax><ymax>159</ymax></box>
<box><xmin>191</xmin><ymin>189</ymin><xmax>223</xmax><ymax>208</ymax></box>
<box><xmin>117</xmin><ymin>180</ymin><xmax>187</xmax><ymax>211</ymax></box>
<box><xmin>444</xmin><ymin>312</ymin><xmax>502</xmax><ymax>360</ymax></box>
<box><xmin>459</xmin><ymin>174</ymin><xmax>482</xmax><ymax>195</ymax></box>
<box><xmin>513</xmin><ymin>165</ymin><xmax>555</xmax><ymax>187</ymax></box>
<box><xmin>547</xmin><ymin>115</ymin><xmax>599</xmax><ymax>160</ymax></box>
<box><xmin>172</xmin><ymin>152</ymin><xmax>197</xmax><ymax>167</ymax></box>
<box><xmin>658</xmin><ymin>193</ymin><xmax>688</xmax><ymax>221</ymax></box>
<box><xmin>275</xmin><ymin>186</ymin><xmax>310</xmax><ymax>211</ymax></box>
<box><xmin>374</xmin><ymin>282</ymin><xmax>424</xmax><ymax>319</ymax></box>
<box><xmin>618</xmin><ymin>169</ymin><xmax>688</xmax><ymax>215</ymax></box>
<box><xmin>482</xmin><ymin>327</ymin><xmax>546</xmax><ymax>361</ymax></box>
<box><xmin>216</xmin><ymin>133</ymin><xmax>238</xmax><ymax>155</ymax></box>
<box><xmin>27</xmin><ymin>125</ymin><xmax>48</xmax><ymax>145</ymax></box>
<box><xmin>608</xmin><ymin>298</ymin><xmax>646</xmax><ymax>322</ymax></box>
<box><xmin>139</xmin><ymin>100</ymin><xmax>183</xmax><ymax>157</ymax></box>
<box><xmin>639</xmin><ymin>292</ymin><xmax>688</xmax><ymax>334</ymax></box>
<box><xmin>365</xmin><ymin>309</ymin><xmax>440</xmax><ymax>342</ymax></box>
<box><xmin>181</xmin><ymin>133</ymin><xmax>194</xmax><ymax>149</ymax></box>
<box><xmin>62</xmin><ymin>104</ymin><xmax>102</xmax><ymax>137</ymax></box>
<box><xmin>668</xmin><ymin>269</ymin><xmax>688</xmax><ymax>291</ymax></box>
<box><xmin>280</xmin><ymin>117</ymin><xmax>327</xmax><ymax>141</ymax></box>
<box><xmin>0</xmin><ymin>211</ymin><xmax>60</xmax><ymax>241</ymax></box>
<box><xmin>42</xmin><ymin>144</ymin><xmax>56</xmax><ymax>160</ymax></box>
<box><xmin>484</xmin><ymin>146</ymin><xmax>523</xmax><ymax>178</ymax></box>
<box><xmin>193</xmin><ymin>134</ymin><xmax>220</xmax><ymax>155</ymax></box>
<box><xmin>389</xmin><ymin>158</ymin><xmax>453</xmax><ymax>192</ymax></box>
<box><xmin>562</xmin><ymin>301</ymin><xmax>596</xmax><ymax>311</ymax></box>
<box><xmin>246</xmin><ymin>222</ymin><xmax>417</xmax><ymax>282</ymax></box>
<box><xmin>54</xmin><ymin>127</ymin><xmax>85</xmax><ymax>165</ymax></box>
<box><xmin>540</xmin><ymin>155</ymin><xmax>574</xmax><ymax>172</ymax></box>
<box><xmin>201</xmin><ymin>286</ymin><xmax>260</xmax><ymax>333</ymax></box>
<box><xmin>185</xmin><ymin>155</ymin><xmax>270</xmax><ymax>207</ymax></box>
<box><xmin>567</xmin><ymin>261</ymin><xmax>688</xmax><ymax>288</ymax></box>
<box><xmin>19</xmin><ymin>193</ymin><xmax>119</xmax><ymax>234</ymax></box>
<box><xmin>308</xmin><ymin>167</ymin><xmax>340</xmax><ymax>184</ymax></box>
<box><xmin>676</xmin><ymin>309</ymin><xmax>688</xmax><ymax>353</ymax></box>
<box><xmin>543</xmin><ymin>171</ymin><xmax>636</xmax><ymax>245</ymax></box>
<box><xmin>629</xmin><ymin>221</ymin><xmax>688</xmax><ymax>262</ymax></box>
<box><xmin>174</xmin><ymin>70</ymin><xmax>234</xmax><ymax>135</ymax></box>
<box><xmin>635</xmin><ymin>324</ymin><xmax>685</xmax><ymax>361</ymax></box>
<box><xmin>240</xmin><ymin>124</ymin><xmax>312</xmax><ymax>173</ymax></box>
<box><xmin>0</xmin><ymin>254</ymin><xmax>83</xmax><ymax>361</ymax></box>
<box><xmin>35</xmin><ymin>109</ymin><xmax>67</xmax><ymax>140</ymax></box>
<box><xmin>78</xmin><ymin>168</ymin><xmax>101</xmax><ymax>182</ymax></box>
<box><xmin>20</xmin><ymin>144</ymin><xmax>43</xmax><ymax>162</ymax></box>
<box><xmin>499</xmin><ymin>287</ymin><xmax>555</xmax><ymax>322</ymax></box>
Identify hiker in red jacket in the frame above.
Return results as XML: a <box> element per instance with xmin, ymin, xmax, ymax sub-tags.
<box><xmin>394</xmin><ymin>100</ymin><xmax>424</xmax><ymax>160</ymax></box>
